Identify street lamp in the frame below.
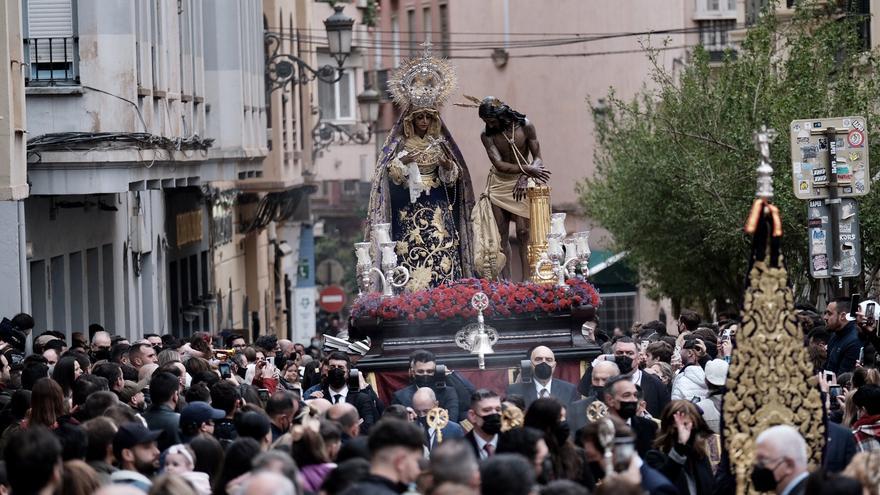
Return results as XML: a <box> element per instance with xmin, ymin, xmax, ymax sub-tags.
<box><xmin>312</xmin><ymin>86</ymin><xmax>381</xmax><ymax>160</ymax></box>
<box><xmin>325</xmin><ymin>4</ymin><xmax>355</xmax><ymax>67</ymax></box>
<box><xmin>357</xmin><ymin>87</ymin><xmax>380</xmax><ymax>127</ymax></box>
<box><xmin>265</xmin><ymin>4</ymin><xmax>355</xmax><ymax>93</ymax></box>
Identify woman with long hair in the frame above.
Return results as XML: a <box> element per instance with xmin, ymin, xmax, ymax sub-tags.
<box><xmin>291</xmin><ymin>428</ymin><xmax>335</xmax><ymax>492</ymax></box>
<box><xmin>60</xmin><ymin>460</ymin><xmax>101</xmax><ymax>495</ymax></box>
<box><xmin>52</xmin><ymin>355</ymin><xmax>82</xmax><ymax>398</ymax></box>
<box><xmin>522</xmin><ymin>397</ymin><xmax>591</xmax><ymax>487</ymax></box>
<box><xmin>28</xmin><ymin>377</ymin><xmax>66</xmax><ymax>429</ymax></box>
<box><xmin>645</xmin><ymin>400</ymin><xmax>715</xmax><ymax>495</ymax></box>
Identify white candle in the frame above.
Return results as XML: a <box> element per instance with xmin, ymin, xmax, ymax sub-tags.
<box><xmin>373</xmin><ymin>223</ymin><xmax>392</xmax><ymax>245</ymax></box>
<box><xmin>550</xmin><ymin>213</ymin><xmax>567</xmax><ymax>237</ymax></box>
<box><xmin>574</xmin><ymin>231</ymin><xmax>591</xmax><ymax>257</ymax></box>
<box><xmin>547</xmin><ymin>235</ymin><xmax>563</xmax><ymax>258</ymax></box>
<box><xmin>380</xmin><ymin>242</ymin><xmax>397</xmax><ymax>266</ymax></box>
<box><xmin>355</xmin><ymin>242</ymin><xmax>372</xmax><ymax>266</ymax></box>
<box><xmin>564</xmin><ymin>238</ymin><xmax>578</xmax><ymax>264</ymax></box>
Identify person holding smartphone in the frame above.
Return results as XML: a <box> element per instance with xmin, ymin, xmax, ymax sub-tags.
<box><xmin>823</xmin><ymin>296</ymin><xmax>863</xmax><ymax>375</ymax></box>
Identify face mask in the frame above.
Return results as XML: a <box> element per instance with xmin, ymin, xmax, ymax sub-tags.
<box><xmin>588</xmin><ymin>461</ymin><xmax>605</xmax><ymax>480</ymax></box>
<box><xmin>554</xmin><ymin>421</ymin><xmax>571</xmax><ymax>445</ymax></box>
<box><xmin>592</xmin><ymin>385</ymin><xmax>605</xmax><ymax>401</ymax></box>
<box><xmin>750</xmin><ymin>464</ymin><xmax>778</xmax><ymax>492</ymax></box>
<box><xmin>413</xmin><ymin>375</ymin><xmax>432</xmax><ymax>388</ymax></box>
<box><xmin>327</xmin><ymin>368</ymin><xmax>347</xmax><ymax>389</ymax></box>
<box><xmin>480</xmin><ymin>413</ymin><xmax>502</xmax><ymax>435</ymax></box>
<box><xmin>615</xmin><ymin>355</ymin><xmax>634</xmax><ymax>374</ymax></box>
<box><xmin>92</xmin><ymin>349</ymin><xmax>110</xmax><ymax>362</ymax></box>
<box><xmin>534</xmin><ymin>362</ymin><xmax>553</xmax><ymax>380</ymax></box>
<box><xmin>417</xmin><ymin>416</ymin><xmax>428</xmax><ymax>428</ymax></box>
<box><xmin>618</xmin><ymin>401</ymin><xmax>638</xmax><ymax>420</ymax></box>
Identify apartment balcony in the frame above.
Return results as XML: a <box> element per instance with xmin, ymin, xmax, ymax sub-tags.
<box><xmin>23</xmin><ymin>36</ymin><xmax>79</xmax><ymax>88</ymax></box>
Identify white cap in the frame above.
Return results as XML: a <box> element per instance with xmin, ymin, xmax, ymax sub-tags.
<box><xmin>849</xmin><ymin>300</ymin><xmax>880</xmax><ymax>322</ymax></box>
<box><xmin>705</xmin><ymin>359</ymin><xmax>729</xmax><ymax>387</ymax></box>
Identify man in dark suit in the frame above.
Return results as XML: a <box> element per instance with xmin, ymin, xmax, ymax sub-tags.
<box><xmin>824</xmin><ymin>297</ymin><xmax>862</xmax><ymax>375</ymax></box>
<box><xmin>824</xmin><ymin>420</ymin><xmax>856</xmax><ymax>473</ymax></box>
<box><xmin>753</xmin><ymin>425</ymin><xmax>810</xmax><ymax>495</ymax></box>
<box><xmin>463</xmin><ymin>389</ymin><xmax>502</xmax><ymax>461</ymax></box>
<box><xmin>392</xmin><ymin>350</ymin><xmax>462</xmax><ymax>421</ymax></box>
<box><xmin>602</xmin><ymin>375</ymin><xmax>657</xmax><ymax>456</ymax></box>
<box><xmin>608</xmin><ymin>337</ymin><xmax>670</xmax><ymax>418</ymax></box>
<box><xmin>412</xmin><ymin>387</ymin><xmax>465</xmax><ymax>453</ymax></box>
<box><xmin>320</xmin><ymin>351</ymin><xmax>378</xmax><ymax>433</ymax></box>
<box><xmin>570</xmin><ymin>360</ymin><xmax>621</xmax><ymax>435</ymax></box>
<box><xmin>505</xmin><ymin>346</ymin><xmax>581</xmax><ymax>410</ymax></box>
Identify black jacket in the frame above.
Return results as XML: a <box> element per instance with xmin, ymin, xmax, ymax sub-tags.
<box><xmin>322</xmin><ymin>386</ymin><xmax>378</xmax><ymax>433</ymax></box>
<box><xmin>645</xmin><ymin>442</ymin><xmax>714</xmax><ymax>495</ymax></box>
<box><xmin>392</xmin><ymin>384</ymin><xmax>461</xmax><ymax>422</ymax></box>
<box><xmin>340</xmin><ymin>474</ymin><xmax>408</xmax><ymax>495</ymax></box>
<box><xmin>506</xmin><ymin>378</ymin><xmax>580</xmax><ymax>410</ymax></box>
<box><xmin>631</xmin><ymin>416</ymin><xmax>659</xmax><ymax>457</ymax></box>
<box><xmin>579</xmin><ymin>369</ymin><xmax>670</xmax><ymax>418</ymax></box>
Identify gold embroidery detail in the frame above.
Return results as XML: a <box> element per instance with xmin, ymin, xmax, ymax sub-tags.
<box><xmin>396</xmin><ymin>204</ymin><xmax>461</xmax><ymax>291</ymax></box>
<box><xmin>723</xmin><ymin>255</ymin><xmax>825</xmax><ymax>495</ymax></box>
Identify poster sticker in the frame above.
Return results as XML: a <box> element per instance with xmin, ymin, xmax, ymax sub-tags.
<box><xmin>840</xmin><ymin>222</ymin><xmax>853</xmax><ymax>234</ymax></box>
<box><xmin>812</xmin><ymin>254</ymin><xmax>829</xmax><ymax>272</ymax></box>
<box><xmin>849</xmin><ymin>151</ymin><xmax>861</xmax><ymax>161</ymax></box>
<box><xmin>843</xmin><ymin>118</ymin><xmax>852</xmax><ymax>127</ymax></box>
<box><xmin>797</xmin><ymin>137</ymin><xmax>810</xmax><ymax>144</ymax></box>
<box><xmin>818</xmin><ymin>138</ymin><xmax>828</xmax><ymax>150</ymax></box>
<box><xmin>808</xmin><ymin>217</ymin><xmax>822</xmax><ymax>228</ymax></box>
<box><xmin>802</xmin><ymin>145</ymin><xmax>818</xmax><ymax>159</ymax></box>
<box><xmin>852</xmin><ymin>119</ymin><xmax>865</xmax><ymax>131</ymax></box>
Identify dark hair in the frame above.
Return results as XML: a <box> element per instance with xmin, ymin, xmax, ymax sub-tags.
<box><xmin>479</xmin><ymin>453</ymin><xmax>535</xmax><ymax>495</ymax></box>
<box><xmin>21</xmin><ymin>362</ymin><xmax>49</xmax><ymax>390</ymax></box>
<box><xmin>409</xmin><ymin>350</ymin><xmax>435</xmax><ymax>366</ymax></box>
<box><xmin>381</xmin><ymin>404</ymin><xmax>410</xmax><ymax>421</ymax></box>
<box><xmin>470</xmin><ymin>388</ymin><xmax>499</xmax><ymax>410</ymax></box>
<box><xmin>82</xmin><ymin>391</ymin><xmax>118</xmax><ymax>421</ymax></box>
<box><xmin>653</xmin><ymin>400</ymin><xmax>711</xmax><ymax>458</ymax></box>
<box><xmin>192</xmin><ymin>370</ymin><xmax>220</xmax><ymax>390</ymax></box>
<box><xmin>184</xmin><ymin>382</ymin><xmax>212</xmax><ymax>404</ymax></box>
<box><xmin>266</xmin><ymin>391</ymin><xmax>295</xmax><ymax>417</ymax></box>
<box><xmin>128</xmin><ymin>342</ymin><xmax>152</xmax><ymax>362</ymax></box>
<box><xmin>190</xmin><ymin>434</ymin><xmax>225</xmax><ymax>479</ymax></box>
<box><xmin>366</xmin><ymin>419</ymin><xmax>425</xmax><ymax>456</ymax></box>
<box><xmin>319</xmin><ymin>458</ymin><xmax>370</xmax><ymax>494</ymax></box>
<box><xmin>646</xmin><ymin>341</ymin><xmax>673</xmax><ymax>363</ymax></box>
<box><xmin>612</xmin><ymin>336</ymin><xmax>635</xmax><ymax>346</ymax></box>
<box><xmin>55</xmin><ymin>421</ymin><xmax>88</xmax><ymax>461</ymax></box>
<box><xmin>30</xmin><ymin>377</ymin><xmax>65</xmax><ymax>428</ymax></box>
<box><xmin>692</xmin><ymin>328</ymin><xmax>719</xmax><ymax>359</ymax></box>
<box><xmin>149</xmin><ymin>371</ymin><xmax>179</xmax><ymax>405</ymax></box>
<box><xmin>524</xmin><ymin>399</ymin><xmax>581</xmax><ymax>482</ymax></box>
<box><xmin>4</xmin><ymin>426</ymin><xmax>62</xmax><ymax>494</ymax></box>
<box><xmin>144</xmin><ymin>333</ymin><xmax>160</xmax><ymax>340</ymax></box>
<box><xmin>11</xmin><ymin>313</ymin><xmax>34</xmax><ymax>332</ymax></box>
<box><xmin>225</xmin><ymin>334</ymin><xmax>246</xmax><ymax>348</ymax></box>
<box><xmin>830</xmin><ymin>296</ymin><xmax>852</xmax><ymax>314</ymax></box>
<box><xmin>83</xmin><ymin>417</ymin><xmax>117</xmax><ymax>462</ymax></box>
<box><xmin>478</xmin><ymin>97</ymin><xmax>527</xmax><ymax>136</ymax></box>
<box><xmin>67</xmin><ymin>350</ymin><xmax>91</xmax><ymax>374</ymax></box>
<box><xmin>72</xmin><ymin>374</ymin><xmax>108</xmax><ymax>407</ymax></box>
<box><xmin>640</xmin><ymin>320</ymin><xmax>667</xmax><ymax>338</ymax></box>
<box><xmin>539</xmin><ymin>480</ymin><xmax>590</xmax><ymax>495</ymax></box>
<box><xmin>504</xmin><ymin>394</ymin><xmax>526</xmax><ymax>412</ymax></box>
<box><xmin>253</xmin><ymin>335</ymin><xmax>278</xmax><ymax>353</ymax></box>
<box><xmin>679</xmin><ymin>310</ymin><xmax>701</xmax><ymax>332</ymax></box>
<box><xmin>110</xmin><ymin>343</ymin><xmax>130</xmax><ymax>364</ymax></box>
<box><xmin>92</xmin><ymin>362</ymin><xmax>122</xmax><ymax>387</ymax></box>
<box><xmin>211</xmin><ymin>381</ymin><xmax>240</xmax><ymax>415</ymax></box>
<box><xmin>184</xmin><ymin>357</ymin><xmax>211</xmax><ymax>377</ymax></box>
<box><xmin>602</xmin><ymin>375</ymin><xmax>632</xmax><ymax>401</ymax></box>
<box><xmin>214</xmin><ymin>438</ymin><xmax>261</xmax><ymax>495</ymax></box>
<box><xmin>804</xmin><ymin>470</ymin><xmax>863</xmax><ymax>495</ymax></box>
<box><xmin>189</xmin><ymin>333</ymin><xmax>212</xmax><ymax>355</ymax></box>
<box><xmin>808</xmin><ymin>328</ymin><xmax>830</xmax><ymax>345</ymax></box>
<box><xmin>853</xmin><ymin>384</ymin><xmax>880</xmax><ymax>415</ymax></box>
<box><xmin>157</xmin><ymin>361</ymin><xmax>182</xmax><ymax>378</ymax></box>
<box><xmin>51</xmin><ymin>355</ymin><xmax>80</xmax><ymax>397</ymax></box>
<box><xmin>239</xmin><ymin>383</ymin><xmax>261</xmax><ymax>407</ymax></box>
<box><xmin>8</xmin><ymin>389</ymin><xmax>31</xmax><ymax>420</ymax></box>
<box><xmin>319</xmin><ymin>419</ymin><xmax>343</xmax><ymax>444</ymax></box>
<box><xmin>291</xmin><ymin>427</ymin><xmax>329</xmax><ymax>466</ymax></box>
<box><xmin>497</xmin><ymin>426</ymin><xmax>545</xmax><ymax>463</ymax></box>
<box><xmin>236</xmin><ymin>411</ymin><xmax>271</xmax><ymax>442</ymax></box>
<box><xmin>102</xmin><ymin>404</ymin><xmax>138</xmax><ymax>427</ymax></box>
<box><xmin>161</xmin><ymin>335</ymin><xmax>180</xmax><ymax>350</ymax></box>
<box><xmin>326</xmin><ymin>351</ymin><xmax>351</xmax><ymax>369</ymax></box>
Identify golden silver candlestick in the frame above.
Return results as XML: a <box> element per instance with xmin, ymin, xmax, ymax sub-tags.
<box><xmin>455</xmin><ymin>292</ymin><xmax>498</xmax><ymax>370</ymax></box>
<box><xmin>535</xmin><ymin>231</ymin><xmax>592</xmax><ymax>288</ymax></box>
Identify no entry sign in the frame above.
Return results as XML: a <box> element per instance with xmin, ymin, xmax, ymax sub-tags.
<box><xmin>319</xmin><ymin>285</ymin><xmax>346</xmax><ymax>313</ymax></box>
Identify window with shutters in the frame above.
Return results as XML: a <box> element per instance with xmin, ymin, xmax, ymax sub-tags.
<box><xmin>23</xmin><ymin>0</ymin><xmax>79</xmax><ymax>86</ymax></box>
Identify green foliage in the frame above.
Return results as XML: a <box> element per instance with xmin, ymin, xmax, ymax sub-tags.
<box><xmin>581</xmin><ymin>1</ymin><xmax>880</xmax><ymax>309</ymax></box>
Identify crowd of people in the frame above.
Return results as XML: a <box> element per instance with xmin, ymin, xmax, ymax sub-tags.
<box><xmin>0</xmin><ymin>295</ymin><xmax>878</xmax><ymax>495</ymax></box>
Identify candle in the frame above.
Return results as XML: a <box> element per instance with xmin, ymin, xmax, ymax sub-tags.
<box><xmin>355</xmin><ymin>242</ymin><xmax>372</xmax><ymax>266</ymax></box>
<box><xmin>564</xmin><ymin>238</ymin><xmax>578</xmax><ymax>264</ymax></box>
<box><xmin>574</xmin><ymin>231</ymin><xmax>591</xmax><ymax>257</ymax></box>
<box><xmin>547</xmin><ymin>234</ymin><xmax>564</xmax><ymax>258</ymax></box>
<box><xmin>550</xmin><ymin>213</ymin><xmax>567</xmax><ymax>237</ymax></box>
<box><xmin>373</xmin><ymin>223</ymin><xmax>392</xmax><ymax>245</ymax></box>
<box><xmin>380</xmin><ymin>242</ymin><xmax>397</xmax><ymax>266</ymax></box>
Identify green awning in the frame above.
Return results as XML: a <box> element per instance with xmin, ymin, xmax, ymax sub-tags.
<box><xmin>589</xmin><ymin>250</ymin><xmax>638</xmax><ymax>294</ymax></box>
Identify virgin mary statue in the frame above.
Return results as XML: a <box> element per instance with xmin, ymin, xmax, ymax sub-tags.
<box><xmin>366</xmin><ymin>46</ymin><xmax>475</xmax><ymax>291</ymax></box>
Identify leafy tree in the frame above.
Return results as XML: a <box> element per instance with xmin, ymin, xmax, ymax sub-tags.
<box><xmin>581</xmin><ymin>2</ymin><xmax>880</xmax><ymax>311</ymax></box>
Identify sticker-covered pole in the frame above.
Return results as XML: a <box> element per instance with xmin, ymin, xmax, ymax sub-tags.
<box><xmin>824</xmin><ymin>127</ymin><xmax>842</xmax><ymax>291</ymax></box>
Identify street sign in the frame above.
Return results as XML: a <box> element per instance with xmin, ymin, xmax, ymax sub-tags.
<box><xmin>319</xmin><ymin>285</ymin><xmax>346</xmax><ymax>313</ymax></box>
<box><xmin>790</xmin><ymin>117</ymin><xmax>870</xmax><ymax>199</ymax></box>
<box><xmin>807</xmin><ymin>198</ymin><xmax>862</xmax><ymax>279</ymax></box>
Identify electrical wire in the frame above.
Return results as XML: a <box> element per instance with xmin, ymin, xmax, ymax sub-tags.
<box><xmin>27</xmin><ymin>132</ymin><xmax>214</xmax><ymax>160</ymax></box>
